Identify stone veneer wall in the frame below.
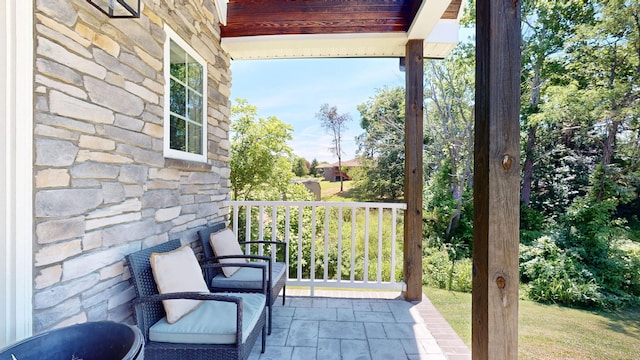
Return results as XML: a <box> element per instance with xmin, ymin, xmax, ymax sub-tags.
<box><xmin>33</xmin><ymin>0</ymin><xmax>231</xmax><ymax>332</ymax></box>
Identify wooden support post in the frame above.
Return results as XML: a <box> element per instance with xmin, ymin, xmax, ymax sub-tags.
<box><xmin>403</xmin><ymin>39</ymin><xmax>424</xmax><ymax>302</ymax></box>
<box><xmin>473</xmin><ymin>0</ymin><xmax>521</xmax><ymax>359</ymax></box>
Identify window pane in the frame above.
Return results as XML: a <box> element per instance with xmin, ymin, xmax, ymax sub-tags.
<box><xmin>170</xmin><ymin>115</ymin><xmax>186</xmax><ymax>152</ymax></box>
<box><xmin>187</xmin><ymin>57</ymin><xmax>203</xmax><ymax>91</ymax></box>
<box><xmin>170</xmin><ymin>79</ymin><xmax>186</xmax><ymax>116</ymax></box>
<box><xmin>170</xmin><ymin>41</ymin><xmax>186</xmax><ymax>82</ymax></box>
<box><xmin>166</xmin><ymin>31</ymin><xmax>206</xmax><ymax>159</ymax></box>
<box><xmin>187</xmin><ymin>91</ymin><xmax>203</xmax><ymax>124</ymax></box>
<box><xmin>187</xmin><ymin>123</ymin><xmax>203</xmax><ymax>155</ymax></box>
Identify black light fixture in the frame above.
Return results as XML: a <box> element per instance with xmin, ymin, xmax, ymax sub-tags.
<box><xmin>87</xmin><ymin>0</ymin><xmax>140</xmax><ymax>18</ymax></box>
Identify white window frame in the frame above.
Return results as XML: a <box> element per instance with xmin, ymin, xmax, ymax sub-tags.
<box><xmin>163</xmin><ymin>25</ymin><xmax>208</xmax><ymax>163</ymax></box>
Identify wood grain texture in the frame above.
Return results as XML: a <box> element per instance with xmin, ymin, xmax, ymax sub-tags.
<box><xmin>442</xmin><ymin>0</ymin><xmax>463</xmax><ymax>19</ymax></box>
<box><xmin>472</xmin><ymin>0</ymin><xmax>521</xmax><ymax>359</ymax></box>
<box><xmin>403</xmin><ymin>39</ymin><xmax>424</xmax><ymax>302</ymax></box>
<box><xmin>221</xmin><ymin>0</ymin><xmax>461</xmax><ymax>37</ymax></box>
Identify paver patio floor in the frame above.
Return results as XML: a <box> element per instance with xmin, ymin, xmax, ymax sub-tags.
<box><xmin>248</xmin><ymin>289</ymin><xmax>471</xmax><ymax>360</ymax></box>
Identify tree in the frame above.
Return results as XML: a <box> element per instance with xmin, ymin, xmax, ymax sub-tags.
<box><xmin>519</xmin><ymin>0</ymin><xmax>596</xmax><ymax>206</ymax></box>
<box><xmin>316</xmin><ymin>104</ymin><xmax>351</xmax><ymax>191</ymax></box>
<box><xmin>423</xmin><ymin>44</ymin><xmax>475</xmax><ymax>246</ymax></box>
<box><xmin>293</xmin><ymin>157</ymin><xmax>308</xmax><ymax>177</ymax></box>
<box><xmin>517</xmin><ymin>0</ymin><xmax>640</xmax><ymax>308</ymax></box>
<box><xmin>309</xmin><ymin>158</ymin><xmax>319</xmax><ymax>176</ymax></box>
<box><xmin>356</xmin><ymin>86</ymin><xmax>405</xmax><ymax>200</ymax></box>
<box><xmin>230</xmin><ymin>99</ymin><xmax>294</xmax><ymax>200</ymax></box>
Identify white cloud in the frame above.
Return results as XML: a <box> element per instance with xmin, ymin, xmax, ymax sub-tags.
<box><xmin>230</xmin><ymin>58</ymin><xmax>403</xmax><ymax>163</ymax></box>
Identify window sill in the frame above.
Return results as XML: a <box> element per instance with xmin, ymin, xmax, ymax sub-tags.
<box><xmin>165</xmin><ymin>158</ymin><xmax>212</xmax><ymax>172</ymax></box>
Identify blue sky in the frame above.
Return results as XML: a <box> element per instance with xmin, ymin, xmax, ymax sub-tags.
<box><xmin>229</xmin><ymin>58</ymin><xmax>406</xmax><ymax>163</ymax></box>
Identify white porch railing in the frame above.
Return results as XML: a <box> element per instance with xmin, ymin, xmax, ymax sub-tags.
<box><xmin>227</xmin><ymin>201</ymin><xmax>407</xmax><ymax>295</ymax></box>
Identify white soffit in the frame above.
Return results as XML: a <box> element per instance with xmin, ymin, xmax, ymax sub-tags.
<box><xmin>214</xmin><ymin>0</ymin><xmax>228</xmax><ymax>25</ymax></box>
<box><xmin>408</xmin><ymin>0</ymin><xmax>452</xmax><ymax>39</ymax></box>
<box><xmin>221</xmin><ymin>20</ymin><xmax>460</xmax><ymax>60</ymax></box>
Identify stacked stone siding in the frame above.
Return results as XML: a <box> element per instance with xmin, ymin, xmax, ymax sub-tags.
<box><xmin>33</xmin><ymin>0</ymin><xmax>231</xmax><ymax>332</ymax></box>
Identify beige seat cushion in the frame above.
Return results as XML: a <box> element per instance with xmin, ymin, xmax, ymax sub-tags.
<box><xmin>150</xmin><ymin>244</ymin><xmax>210</xmax><ymax>323</ymax></box>
<box><xmin>210</xmin><ymin>228</ymin><xmax>248</xmax><ymax>277</ymax></box>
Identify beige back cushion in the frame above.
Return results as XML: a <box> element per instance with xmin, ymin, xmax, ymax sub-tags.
<box><xmin>210</xmin><ymin>227</ymin><xmax>248</xmax><ymax>277</ymax></box>
<box><xmin>150</xmin><ymin>244</ymin><xmax>210</xmax><ymax>323</ymax></box>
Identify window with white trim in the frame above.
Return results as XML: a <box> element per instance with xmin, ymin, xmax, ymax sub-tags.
<box><xmin>164</xmin><ymin>26</ymin><xmax>207</xmax><ymax>162</ymax></box>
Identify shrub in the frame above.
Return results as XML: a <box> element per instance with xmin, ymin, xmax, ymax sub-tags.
<box><xmin>422</xmin><ymin>247</ymin><xmax>472</xmax><ymax>292</ymax></box>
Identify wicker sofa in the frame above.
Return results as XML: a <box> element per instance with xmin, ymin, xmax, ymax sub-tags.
<box><xmin>197</xmin><ymin>223</ymin><xmax>287</xmax><ymax>335</ymax></box>
<box><xmin>126</xmin><ymin>239</ymin><xmax>267</xmax><ymax>360</ymax></box>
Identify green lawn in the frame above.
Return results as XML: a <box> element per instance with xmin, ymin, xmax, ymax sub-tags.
<box><xmin>320</xmin><ymin>179</ymin><xmax>355</xmax><ymax>201</ymax></box>
<box><xmin>424</xmin><ymin>287</ymin><xmax>640</xmax><ymax>360</ymax></box>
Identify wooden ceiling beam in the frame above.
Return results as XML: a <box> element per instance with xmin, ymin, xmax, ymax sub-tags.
<box><xmin>442</xmin><ymin>0</ymin><xmax>463</xmax><ymax>19</ymax></box>
<box><xmin>223</xmin><ymin>0</ymin><xmax>414</xmax><ymax>37</ymax></box>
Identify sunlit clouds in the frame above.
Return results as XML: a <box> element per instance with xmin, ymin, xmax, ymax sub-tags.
<box><xmin>230</xmin><ymin>58</ymin><xmax>404</xmax><ymax>163</ymax></box>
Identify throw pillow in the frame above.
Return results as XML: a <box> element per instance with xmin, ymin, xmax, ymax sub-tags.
<box><xmin>210</xmin><ymin>227</ymin><xmax>248</xmax><ymax>277</ymax></box>
<box><xmin>150</xmin><ymin>244</ymin><xmax>210</xmax><ymax>323</ymax></box>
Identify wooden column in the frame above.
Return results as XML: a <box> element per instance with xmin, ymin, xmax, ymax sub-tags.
<box><xmin>473</xmin><ymin>0</ymin><xmax>521</xmax><ymax>359</ymax></box>
<box><xmin>403</xmin><ymin>39</ymin><xmax>424</xmax><ymax>302</ymax></box>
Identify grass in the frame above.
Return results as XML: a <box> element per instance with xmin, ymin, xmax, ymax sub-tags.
<box><xmin>320</xmin><ymin>179</ymin><xmax>355</xmax><ymax>201</ymax></box>
<box><xmin>424</xmin><ymin>287</ymin><xmax>640</xmax><ymax>360</ymax></box>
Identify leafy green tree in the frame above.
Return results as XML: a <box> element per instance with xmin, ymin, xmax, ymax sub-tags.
<box><xmin>423</xmin><ymin>44</ymin><xmax>475</xmax><ymax>244</ymax></box>
<box><xmin>316</xmin><ymin>104</ymin><xmax>351</xmax><ymax>191</ymax></box>
<box><xmin>309</xmin><ymin>158</ymin><xmax>319</xmax><ymax>176</ymax></box>
<box><xmin>517</xmin><ymin>0</ymin><xmax>640</xmax><ymax>308</ymax></box>
<box><xmin>293</xmin><ymin>157</ymin><xmax>308</xmax><ymax>177</ymax></box>
<box><xmin>230</xmin><ymin>99</ymin><xmax>294</xmax><ymax>200</ymax></box>
<box><xmin>520</xmin><ymin>0</ymin><xmax>596</xmax><ymax>206</ymax></box>
<box><xmin>564</xmin><ymin>0</ymin><xmax>640</xmax><ymax>203</ymax></box>
<box><xmin>355</xmin><ymin>86</ymin><xmax>405</xmax><ymax>200</ymax></box>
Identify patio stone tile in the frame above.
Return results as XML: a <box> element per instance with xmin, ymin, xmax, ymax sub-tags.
<box><xmin>294</xmin><ymin>307</ymin><xmax>337</xmax><ymax>321</ymax></box>
<box><xmin>292</xmin><ymin>346</ymin><xmax>318</xmax><ymax>360</ymax></box>
<box><xmin>401</xmin><ymin>338</ymin><xmax>433</xmax><ymax>355</ymax></box>
<box><xmin>417</xmin><ymin>338</ymin><xmax>443</xmax><ymax>353</ymax></box>
<box><xmin>363</xmin><ymin>322</ymin><xmax>387</xmax><ymax>339</ymax></box>
<box><xmin>389</xmin><ymin>302</ymin><xmax>424</xmax><ymax>323</ymax></box>
<box><xmin>319</xmin><ymin>321</ymin><xmax>366</xmax><ymax>340</ymax></box>
<box><xmin>267</xmin><ymin>326</ymin><xmax>290</xmax><ymax>346</ymax></box>
<box><xmin>317</xmin><ymin>338</ymin><xmax>341</xmax><ymax>360</ymax></box>
<box><xmin>341</xmin><ymin>339</ymin><xmax>372</xmax><ymax>360</ymax></box>
<box><xmin>351</xmin><ymin>300</ymin><xmax>373</xmax><ymax>311</ymax></box>
<box><xmin>401</xmin><ymin>339</ymin><xmax>422</xmax><ymax>356</ymax></box>
<box><xmin>408</xmin><ymin>354</ymin><xmax>448</xmax><ymax>360</ymax></box>
<box><xmin>272</xmin><ymin>314</ymin><xmax>293</xmax><ymax>329</ymax></box>
<box><xmin>354</xmin><ymin>310</ymin><xmax>396</xmax><ymax>323</ymax></box>
<box><xmin>286</xmin><ymin>320</ymin><xmax>319</xmax><ymax>347</ymax></box>
<box><xmin>253</xmin><ymin>292</ymin><xmax>470</xmax><ymax>360</ymax></box>
<box><xmin>383</xmin><ymin>323</ymin><xmax>433</xmax><ymax>340</ymax></box>
<box><xmin>326</xmin><ymin>298</ymin><xmax>354</xmax><ymax>308</ymax></box>
<box><xmin>312</xmin><ymin>298</ymin><xmax>328</xmax><ymax>308</ymax></box>
<box><xmin>368</xmin><ymin>339</ymin><xmax>406</xmax><ymax>360</ymax></box>
<box><xmin>368</xmin><ymin>301</ymin><xmax>391</xmax><ymax>312</ymax></box>
<box><xmin>288</xmin><ymin>297</ymin><xmax>313</xmax><ymax>308</ymax></box>
<box><xmin>257</xmin><ymin>346</ymin><xmax>293</xmax><ymax>360</ymax></box>
<box><xmin>353</xmin><ymin>300</ymin><xmax>391</xmax><ymax>312</ymax></box>
<box><xmin>445</xmin><ymin>354</ymin><xmax>472</xmax><ymax>360</ymax></box>
<box><xmin>273</xmin><ymin>306</ymin><xmax>295</xmax><ymax>317</ymax></box>
<box><xmin>337</xmin><ymin>308</ymin><xmax>356</xmax><ymax>321</ymax></box>
<box><xmin>386</xmin><ymin>299</ymin><xmax>413</xmax><ymax>311</ymax></box>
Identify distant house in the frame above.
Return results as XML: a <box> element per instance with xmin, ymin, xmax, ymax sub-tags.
<box><xmin>317</xmin><ymin>159</ymin><xmax>361</xmax><ymax>182</ymax></box>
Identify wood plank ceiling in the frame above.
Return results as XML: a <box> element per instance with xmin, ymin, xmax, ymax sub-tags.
<box><xmin>219</xmin><ymin>0</ymin><xmax>464</xmax><ymax>59</ymax></box>
<box><xmin>222</xmin><ymin>0</ymin><xmax>463</xmax><ymax>38</ymax></box>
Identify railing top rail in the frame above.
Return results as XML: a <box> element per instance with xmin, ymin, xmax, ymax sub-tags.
<box><xmin>227</xmin><ymin>200</ymin><xmax>407</xmax><ymax>209</ymax></box>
